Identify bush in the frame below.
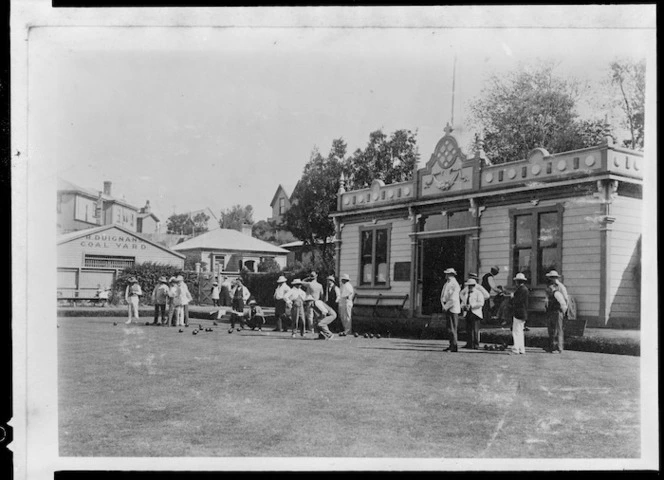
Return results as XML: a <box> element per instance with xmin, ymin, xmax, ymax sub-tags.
<box><xmin>239</xmin><ymin>267</ymin><xmax>334</xmax><ymax>307</ymax></box>
<box><xmin>257</xmin><ymin>257</ymin><xmax>282</xmax><ymax>273</ymax></box>
<box><xmin>115</xmin><ymin>263</ymin><xmax>199</xmax><ymax>305</ymax></box>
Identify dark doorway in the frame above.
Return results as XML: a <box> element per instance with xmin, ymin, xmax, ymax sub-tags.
<box><xmin>421</xmin><ymin>235</ymin><xmax>466</xmax><ymax>315</ymax></box>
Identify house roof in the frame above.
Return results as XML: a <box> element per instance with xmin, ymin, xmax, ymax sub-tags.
<box><xmin>269</xmin><ymin>184</ymin><xmax>290</xmax><ymax>208</ymax></box>
<box><xmin>58</xmin><ymin>178</ymin><xmax>139</xmax><ymax>210</ymax></box>
<box><xmin>138</xmin><ymin>212</ymin><xmax>160</xmax><ymax>222</ymax></box>
<box><xmin>278</xmin><ymin>237</ymin><xmax>335</xmax><ymax>249</ymax></box>
<box><xmin>57</xmin><ymin>224</ymin><xmax>186</xmax><ymax>259</ymax></box>
<box><xmin>172</xmin><ymin>228</ymin><xmax>289</xmax><ymax>254</ymax></box>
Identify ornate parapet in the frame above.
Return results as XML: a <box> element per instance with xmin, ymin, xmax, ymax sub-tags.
<box><xmin>338</xmin><ymin>179</ymin><xmax>415</xmax><ymax>211</ymax></box>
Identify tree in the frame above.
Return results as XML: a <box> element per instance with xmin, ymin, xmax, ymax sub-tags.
<box><xmin>252</xmin><ymin>219</ymin><xmax>297</xmax><ymax>246</ymax></box>
<box><xmin>343</xmin><ymin>129</ymin><xmax>419</xmax><ymax>190</ymax></box>
<box><xmin>257</xmin><ymin>257</ymin><xmax>282</xmax><ymax>273</ymax></box>
<box><xmin>282</xmin><ymin>142</ymin><xmax>344</xmax><ymax>272</ymax></box>
<box><xmin>469</xmin><ymin>61</ymin><xmax>613</xmax><ymax>164</ymax></box>
<box><xmin>191</xmin><ymin>212</ymin><xmax>210</xmax><ymax>235</ymax></box>
<box><xmin>610</xmin><ymin>59</ymin><xmax>645</xmax><ymax>150</ymax></box>
<box><xmin>166</xmin><ymin>213</ymin><xmax>192</xmax><ymax>235</ymax></box>
<box><xmin>219</xmin><ymin>204</ymin><xmax>254</xmax><ymax>231</ymax></box>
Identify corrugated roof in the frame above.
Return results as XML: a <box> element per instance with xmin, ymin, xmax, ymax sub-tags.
<box><xmin>172</xmin><ymin>228</ymin><xmax>289</xmax><ymax>254</ymax></box>
<box><xmin>279</xmin><ymin>237</ymin><xmax>334</xmax><ymax>249</ymax></box>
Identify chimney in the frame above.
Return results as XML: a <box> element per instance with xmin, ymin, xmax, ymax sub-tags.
<box><xmin>241</xmin><ymin>223</ymin><xmax>253</xmax><ymax>237</ymax></box>
<box><xmin>143</xmin><ymin>200</ymin><xmax>151</xmax><ymax>213</ymax></box>
<box><xmin>103</xmin><ymin>181</ymin><xmax>112</xmax><ymax>196</ymax></box>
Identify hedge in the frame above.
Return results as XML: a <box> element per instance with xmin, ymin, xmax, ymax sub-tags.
<box><xmin>239</xmin><ymin>266</ymin><xmax>336</xmax><ymax>307</ymax></box>
<box><xmin>114</xmin><ymin>262</ymin><xmax>198</xmax><ymax>306</ymax></box>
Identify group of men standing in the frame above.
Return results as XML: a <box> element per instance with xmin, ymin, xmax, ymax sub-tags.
<box><xmin>440</xmin><ymin>267</ymin><xmax>570</xmax><ymax>354</ymax></box>
<box><xmin>272</xmin><ymin>271</ymin><xmax>355</xmax><ymax>339</ymax></box>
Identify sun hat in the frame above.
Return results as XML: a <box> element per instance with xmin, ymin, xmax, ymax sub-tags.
<box><xmin>513</xmin><ymin>272</ymin><xmax>528</xmax><ymax>282</ymax></box>
<box><xmin>249</xmin><ymin>299</ymin><xmax>257</xmax><ymax>305</ymax></box>
<box><xmin>276</xmin><ymin>275</ymin><xmax>288</xmax><ymax>283</ymax></box>
<box><xmin>212</xmin><ymin>281</ymin><xmax>219</xmax><ymax>285</ymax></box>
<box><xmin>176</xmin><ymin>275</ymin><xmax>184</xmax><ymax>282</ymax></box>
<box><xmin>235</xmin><ymin>277</ymin><xmax>243</xmax><ymax>284</ymax></box>
<box><xmin>291</xmin><ymin>279</ymin><xmax>302</xmax><ymax>285</ymax></box>
<box><xmin>168</xmin><ymin>276</ymin><xmax>177</xmax><ymax>283</ymax></box>
<box><xmin>443</xmin><ymin>268</ymin><xmax>457</xmax><ymax>275</ymax></box>
<box><xmin>490</xmin><ymin>266</ymin><xmax>500</xmax><ymax>275</ymax></box>
<box><xmin>545</xmin><ymin>270</ymin><xmax>560</xmax><ymax>278</ymax></box>
<box><xmin>310</xmin><ymin>271</ymin><xmax>318</xmax><ymax>278</ymax></box>
<box><xmin>468</xmin><ymin>273</ymin><xmax>478</xmax><ymax>279</ymax></box>
<box><xmin>128</xmin><ymin>277</ymin><xmax>138</xmax><ymax>283</ymax></box>
<box><xmin>158</xmin><ymin>276</ymin><xmax>168</xmax><ymax>283</ymax></box>
<box><xmin>465</xmin><ymin>278</ymin><xmax>477</xmax><ymax>286</ymax></box>
<box><xmin>341</xmin><ymin>273</ymin><xmax>351</xmax><ymax>281</ymax></box>
<box><xmin>327</xmin><ymin>275</ymin><xmax>336</xmax><ymax>282</ymax></box>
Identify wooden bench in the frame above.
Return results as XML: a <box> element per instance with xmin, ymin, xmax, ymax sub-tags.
<box><xmin>58</xmin><ymin>290</ymin><xmax>106</xmax><ymax>306</ymax></box>
<box><xmin>353</xmin><ymin>293</ymin><xmax>409</xmax><ymax>319</ymax></box>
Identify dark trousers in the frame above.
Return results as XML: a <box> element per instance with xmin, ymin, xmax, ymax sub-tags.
<box><xmin>230</xmin><ymin>313</ymin><xmax>246</xmax><ymax>329</ymax></box>
<box><xmin>547</xmin><ymin>310</ymin><xmax>564</xmax><ymax>352</ymax></box>
<box><xmin>275</xmin><ymin>299</ymin><xmax>290</xmax><ymax>331</ymax></box>
<box><xmin>153</xmin><ymin>304</ymin><xmax>167</xmax><ymax>324</ymax></box>
<box><xmin>246</xmin><ymin>315</ymin><xmax>265</xmax><ymax>329</ymax></box>
<box><xmin>465</xmin><ymin>311</ymin><xmax>481</xmax><ymax>348</ymax></box>
<box><xmin>445</xmin><ymin>310</ymin><xmax>459</xmax><ymax>350</ymax></box>
<box><xmin>184</xmin><ymin>304</ymin><xmax>190</xmax><ymax>326</ymax></box>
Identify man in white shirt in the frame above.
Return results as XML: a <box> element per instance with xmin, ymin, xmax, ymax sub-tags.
<box><xmin>301</xmin><ymin>271</ymin><xmax>323</xmax><ymax>334</ymax></box>
<box><xmin>310</xmin><ymin>297</ymin><xmax>337</xmax><ymax>340</ymax></box>
<box><xmin>440</xmin><ymin>268</ymin><xmax>461</xmax><ymax>352</ymax></box>
<box><xmin>460</xmin><ymin>278</ymin><xmax>485</xmax><ymax>349</ymax></box>
<box><xmin>286</xmin><ymin>279</ymin><xmax>307</xmax><ymax>337</ymax></box>
<box><xmin>338</xmin><ymin>274</ymin><xmax>355</xmax><ymax>336</ymax></box>
<box><xmin>273</xmin><ymin>275</ymin><xmax>291</xmax><ymax>332</ymax></box>
<box><xmin>544</xmin><ymin>270</ymin><xmax>569</xmax><ymax>354</ymax></box>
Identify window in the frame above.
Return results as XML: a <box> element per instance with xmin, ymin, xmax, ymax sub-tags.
<box><xmin>74</xmin><ymin>195</ymin><xmax>97</xmax><ymax>223</ymax></box>
<box><xmin>84</xmin><ymin>255</ymin><xmax>135</xmax><ymax>269</ymax></box>
<box><xmin>213</xmin><ymin>255</ymin><xmax>225</xmax><ymax>272</ymax></box>
<box><xmin>279</xmin><ymin>198</ymin><xmax>286</xmax><ymax>215</ymax></box>
<box><xmin>359</xmin><ymin>225</ymin><xmax>391</xmax><ymax>287</ymax></box>
<box><xmin>509</xmin><ymin>205</ymin><xmax>563</xmax><ymax>286</ymax></box>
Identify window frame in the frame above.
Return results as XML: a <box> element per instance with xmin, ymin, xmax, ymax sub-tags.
<box><xmin>508</xmin><ymin>204</ymin><xmax>564</xmax><ymax>287</ymax></box>
<box><xmin>279</xmin><ymin>197</ymin><xmax>286</xmax><ymax>215</ymax></box>
<box><xmin>357</xmin><ymin>223</ymin><xmax>392</xmax><ymax>289</ymax></box>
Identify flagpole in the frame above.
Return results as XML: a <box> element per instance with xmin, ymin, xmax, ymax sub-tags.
<box><xmin>451</xmin><ymin>54</ymin><xmax>457</xmax><ymax>126</ymax></box>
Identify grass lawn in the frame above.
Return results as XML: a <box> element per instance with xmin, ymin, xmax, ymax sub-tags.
<box><xmin>58</xmin><ymin>316</ymin><xmax>640</xmax><ymax>458</ymax></box>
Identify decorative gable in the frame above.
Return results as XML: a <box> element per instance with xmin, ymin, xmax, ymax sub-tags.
<box><xmin>418</xmin><ymin>124</ymin><xmax>479</xmax><ymax>198</ymax></box>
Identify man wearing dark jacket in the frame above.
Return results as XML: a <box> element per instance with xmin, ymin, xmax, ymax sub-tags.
<box><xmin>510</xmin><ymin>273</ymin><xmax>529</xmax><ymax>355</ymax></box>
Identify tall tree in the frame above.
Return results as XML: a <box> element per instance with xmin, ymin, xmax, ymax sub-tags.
<box><xmin>343</xmin><ymin>129</ymin><xmax>419</xmax><ymax>190</ymax></box>
<box><xmin>166</xmin><ymin>213</ymin><xmax>192</xmax><ymax>235</ymax></box>
<box><xmin>191</xmin><ymin>212</ymin><xmax>210</xmax><ymax>235</ymax></box>
<box><xmin>219</xmin><ymin>204</ymin><xmax>254</xmax><ymax>231</ymax></box>
<box><xmin>282</xmin><ymin>143</ymin><xmax>345</xmax><ymax>272</ymax></box>
<box><xmin>469</xmin><ymin>61</ymin><xmax>612</xmax><ymax>164</ymax></box>
<box><xmin>252</xmin><ymin>219</ymin><xmax>297</xmax><ymax>246</ymax></box>
<box><xmin>610</xmin><ymin>59</ymin><xmax>645</xmax><ymax>150</ymax></box>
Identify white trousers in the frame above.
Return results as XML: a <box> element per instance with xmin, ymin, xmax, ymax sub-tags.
<box><xmin>127</xmin><ymin>296</ymin><xmax>140</xmax><ymax>320</ymax></box>
<box><xmin>339</xmin><ymin>299</ymin><xmax>353</xmax><ymax>334</ymax></box>
<box><xmin>512</xmin><ymin>317</ymin><xmax>526</xmax><ymax>353</ymax></box>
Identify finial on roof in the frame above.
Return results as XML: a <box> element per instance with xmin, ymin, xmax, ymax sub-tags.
<box><xmin>339</xmin><ymin>171</ymin><xmax>346</xmax><ymax>194</ymax></box>
<box><xmin>602</xmin><ymin>115</ymin><xmax>614</xmax><ymax>146</ymax></box>
<box><xmin>444</xmin><ymin>123</ymin><xmax>454</xmax><ymax>136</ymax></box>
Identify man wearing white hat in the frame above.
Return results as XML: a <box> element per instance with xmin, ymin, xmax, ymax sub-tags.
<box><xmin>286</xmin><ymin>279</ymin><xmax>307</xmax><ymax>336</ymax></box>
<box><xmin>210</xmin><ymin>280</ymin><xmax>221</xmax><ymax>307</ymax></box>
<box><xmin>273</xmin><ymin>275</ymin><xmax>291</xmax><ymax>332</ymax></box>
<box><xmin>460</xmin><ymin>278</ymin><xmax>485</xmax><ymax>349</ymax></box>
<box><xmin>124</xmin><ymin>277</ymin><xmax>143</xmax><ymax>324</ymax></box>
<box><xmin>309</xmin><ymin>296</ymin><xmax>337</xmax><ymax>340</ymax></box>
<box><xmin>544</xmin><ymin>270</ymin><xmax>569</xmax><ymax>354</ymax></box>
<box><xmin>510</xmin><ymin>273</ymin><xmax>530</xmax><ymax>355</ymax></box>
<box><xmin>440</xmin><ymin>268</ymin><xmax>461</xmax><ymax>352</ymax></box>
<box><xmin>338</xmin><ymin>274</ymin><xmax>355</xmax><ymax>336</ymax></box>
<box><xmin>325</xmin><ymin>275</ymin><xmax>341</xmax><ymax>333</ymax></box>
<box><xmin>301</xmin><ymin>271</ymin><xmax>323</xmax><ymax>334</ymax></box>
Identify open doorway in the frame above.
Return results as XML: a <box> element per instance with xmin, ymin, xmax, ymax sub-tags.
<box><xmin>420</xmin><ymin>235</ymin><xmax>466</xmax><ymax>315</ymax></box>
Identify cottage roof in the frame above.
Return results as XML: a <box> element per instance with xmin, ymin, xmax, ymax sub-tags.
<box><xmin>57</xmin><ymin>224</ymin><xmax>185</xmax><ymax>258</ymax></box>
<box><xmin>278</xmin><ymin>237</ymin><xmax>335</xmax><ymax>249</ymax></box>
<box><xmin>172</xmin><ymin>228</ymin><xmax>289</xmax><ymax>254</ymax></box>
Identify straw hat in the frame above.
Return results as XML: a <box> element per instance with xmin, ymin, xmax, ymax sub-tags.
<box><xmin>490</xmin><ymin>266</ymin><xmax>500</xmax><ymax>275</ymax></box>
<box><xmin>545</xmin><ymin>270</ymin><xmax>560</xmax><ymax>278</ymax></box>
<box><xmin>443</xmin><ymin>268</ymin><xmax>457</xmax><ymax>275</ymax></box>
<box><xmin>468</xmin><ymin>273</ymin><xmax>478</xmax><ymax>279</ymax></box>
<box><xmin>128</xmin><ymin>277</ymin><xmax>138</xmax><ymax>283</ymax></box>
<box><xmin>465</xmin><ymin>278</ymin><xmax>477</xmax><ymax>286</ymax></box>
<box><xmin>176</xmin><ymin>275</ymin><xmax>184</xmax><ymax>282</ymax></box>
<box><xmin>212</xmin><ymin>281</ymin><xmax>219</xmax><ymax>285</ymax></box>
<box><xmin>248</xmin><ymin>299</ymin><xmax>257</xmax><ymax>305</ymax></box>
<box><xmin>513</xmin><ymin>273</ymin><xmax>528</xmax><ymax>282</ymax></box>
<box><xmin>327</xmin><ymin>275</ymin><xmax>336</xmax><ymax>283</ymax></box>
<box><xmin>168</xmin><ymin>276</ymin><xmax>177</xmax><ymax>283</ymax></box>
<box><xmin>291</xmin><ymin>279</ymin><xmax>302</xmax><ymax>286</ymax></box>
<box><xmin>276</xmin><ymin>275</ymin><xmax>287</xmax><ymax>283</ymax></box>
<box><xmin>341</xmin><ymin>274</ymin><xmax>351</xmax><ymax>281</ymax></box>
<box><xmin>158</xmin><ymin>276</ymin><xmax>168</xmax><ymax>283</ymax></box>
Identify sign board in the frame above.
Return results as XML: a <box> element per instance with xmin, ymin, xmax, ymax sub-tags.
<box><xmin>393</xmin><ymin>262</ymin><xmax>411</xmax><ymax>282</ymax></box>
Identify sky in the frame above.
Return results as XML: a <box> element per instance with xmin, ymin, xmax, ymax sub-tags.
<box><xmin>28</xmin><ymin>14</ymin><xmax>653</xmax><ymax>224</ymax></box>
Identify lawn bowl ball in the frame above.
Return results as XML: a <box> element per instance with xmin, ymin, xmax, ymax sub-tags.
<box><xmin>369</xmin><ymin>333</ymin><xmax>374</xmax><ymax>338</ymax></box>
<box><xmin>213</xmin><ymin>321</ymin><xmax>218</xmax><ymax>326</ymax></box>
<box><xmin>376</xmin><ymin>334</ymin><xmax>381</xmax><ymax>339</ymax></box>
<box><xmin>354</xmin><ymin>333</ymin><xmax>359</xmax><ymax>338</ymax></box>
<box><xmin>145</xmin><ymin>322</ymin><xmax>150</xmax><ymax>326</ymax></box>
<box><xmin>193</xmin><ymin>330</ymin><xmax>198</xmax><ymax>335</ymax></box>
<box><xmin>113</xmin><ymin>322</ymin><xmax>117</xmax><ymax>326</ymax></box>
<box><xmin>363</xmin><ymin>333</ymin><xmax>369</xmax><ymax>338</ymax></box>
<box><xmin>179</xmin><ymin>328</ymin><xmax>183</xmax><ymax>333</ymax></box>
<box><xmin>484</xmin><ymin>345</ymin><xmax>489</xmax><ymax>350</ymax></box>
